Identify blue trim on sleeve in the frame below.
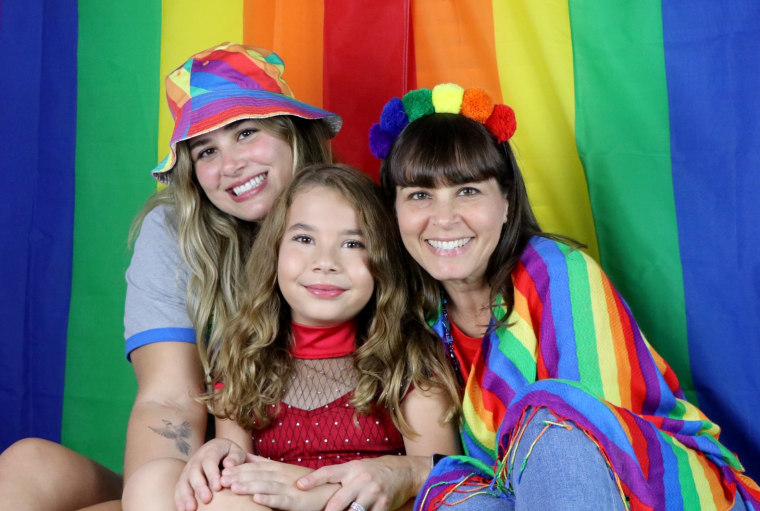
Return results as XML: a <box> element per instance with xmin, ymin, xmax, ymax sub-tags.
<box><xmin>125</xmin><ymin>327</ymin><xmax>196</xmax><ymax>360</ymax></box>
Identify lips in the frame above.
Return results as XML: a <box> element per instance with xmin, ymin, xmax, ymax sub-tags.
<box><xmin>304</xmin><ymin>284</ymin><xmax>346</xmax><ymax>298</ymax></box>
<box><xmin>229</xmin><ymin>172</ymin><xmax>267</xmax><ymax>198</ymax></box>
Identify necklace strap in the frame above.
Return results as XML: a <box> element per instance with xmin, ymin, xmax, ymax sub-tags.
<box><xmin>441</xmin><ymin>298</ymin><xmax>464</xmax><ymax>387</ymax></box>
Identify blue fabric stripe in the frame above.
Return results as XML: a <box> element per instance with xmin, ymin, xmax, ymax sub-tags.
<box><xmin>125</xmin><ymin>328</ymin><xmax>197</xmax><ymax>359</ymax></box>
<box><xmin>662</xmin><ymin>0</ymin><xmax>760</xmax><ymax>481</ymax></box>
<box><xmin>530</xmin><ymin>239</ymin><xmax>580</xmax><ymax>380</ymax></box>
<box><xmin>0</xmin><ymin>0</ymin><xmax>77</xmax><ymax>449</ymax></box>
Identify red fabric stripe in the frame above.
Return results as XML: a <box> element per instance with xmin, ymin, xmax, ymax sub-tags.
<box><xmin>323</xmin><ymin>0</ymin><xmax>415</xmax><ymax>181</ymax></box>
<box><xmin>618</xmin><ymin>408</ymin><xmax>652</xmax><ymax>482</ymax></box>
<box><xmin>611</xmin><ymin>278</ymin><xmax>647</xmax><ymax>414</ymax></box>
<box><xmin>213</xmin><ymin>49</ymin><xmax>283</xmax><ymax>93</ymax></box>
<box><xmin>187</xmin><ymin>106</ymin><xmax>298</xmax><ymax>137</ymax></box>
<box><xmin>514</xmin><ymin>261</ymin><xmax>547</xmax><ymax>379</ymax></box>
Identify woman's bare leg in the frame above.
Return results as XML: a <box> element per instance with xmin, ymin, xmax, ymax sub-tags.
<box><xmin>0</xmin><ymin>438</ymin><xmax>122</xmax><ymax>511</ymax></box>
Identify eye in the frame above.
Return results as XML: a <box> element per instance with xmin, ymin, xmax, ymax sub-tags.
<box><xmin>342</xmin><ymin>239</ymin><xmax>366</xmax><ymax>249</ymax></box>
<box><xmin>408</xmin><ymin>190</ymin><xmax>430</xmax><ymax>200</ymax></box>
<box><xmin>458</xmin><ymin>186</ymin><xmax>479</xmax><ymax>196</ymax></box>
<box><xmin>292</xmin><ymin>234</ymin><xmax>314</xmax><ymax>244</ymax></box>
<box><xmin>238</xmin><ymin>128</ymin><xmax>258</xmax><ymax>141</ymax></box>
<box><xmin>192</xmin><ymin>147</ymin><xmax>216</xmax><ymax>162</ymax></box>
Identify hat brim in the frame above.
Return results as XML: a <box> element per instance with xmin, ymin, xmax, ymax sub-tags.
<box><xmin>151</xmin><ymin>89</ymin><xmax>342</xmax><ymax>182</ymax></box>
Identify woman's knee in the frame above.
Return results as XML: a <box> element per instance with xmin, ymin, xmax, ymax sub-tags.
<box><xmin>506</xmin><ymin>407</ymin><xmax>625</xmax><ymax>510</ymax></box>
<box><xmin>1</xmin><ymin>438</ymin><xmax>62</xmax><ymax>472</ymax></box>
<box><xmin>0</xmin><ymin>438</ymin><xmax>122</xmax><ymax>510</ymax></box>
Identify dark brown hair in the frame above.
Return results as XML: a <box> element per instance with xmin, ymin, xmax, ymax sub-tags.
<box><xmin>380</xmin><ymin>113</ymin><xmax>577</xmax><ymax>324</ymax></box>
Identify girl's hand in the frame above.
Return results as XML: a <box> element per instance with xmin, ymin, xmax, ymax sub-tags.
<box><xmin>221</xmin><ymin>454</ymin><xmax>338</xmax><ymax>511</ymax></box>
<box><xmin>296</xmin><ymin>455</ymin><xmax>427</xmax><ymax>511</ymax></box>
<box><xmin>174</xmin><ymin>438</ymin><xmax>248</xmax><ymax>511</ymax></box>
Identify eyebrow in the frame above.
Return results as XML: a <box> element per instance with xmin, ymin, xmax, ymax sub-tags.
<box><xmin>286</xmin><ymin>223</ymin><xmax>364</xmax><ymax>236</ymax></box>
<box><xmin>187</xmin><ymin>120</ymin><xmax>254</xmax><ymax>150</ymax></box>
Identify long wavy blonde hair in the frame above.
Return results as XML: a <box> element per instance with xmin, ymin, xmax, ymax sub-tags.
<box><xmin>132</xmin><ymin>116</ymin><xmax>333</xmax><ymax>377</ymax></box>
<box><xmin>210</xmin><ymin>164</ymin><xmax>460</xmax><ymax>435</ymax></box>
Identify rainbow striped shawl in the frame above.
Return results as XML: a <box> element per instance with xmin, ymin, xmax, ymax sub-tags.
<box><xmin>417</xmin><ymin>237</ymin><xmax>759</xmax><ymax>510</ymax></box>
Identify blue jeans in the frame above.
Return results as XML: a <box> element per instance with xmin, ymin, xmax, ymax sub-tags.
<box><xmin>438</xmin><ymin>407</ymin><xmax>749</xmax><ymax>510</ymax></box>
<box><xmin>440</xmin><ymin>407</ymin><xmax>624</xmax><ymax>510</ymax></box>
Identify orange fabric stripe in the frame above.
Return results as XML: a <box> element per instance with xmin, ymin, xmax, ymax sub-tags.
<box><xmin>694</xmin><ymin>451</ymin><xmax>733</xmax><ymax>508</ymax></box>
<box><xmin>604</xmin><ymin>274</ymin><xmax>632</xmax><ymax>410</ymax></box>
<box><xmin>412</xmin><ymin>0</ymin><xmax>501</xmax><ymax>98</ymax></box>
<box><xmin>243</xmin><ymin>0</ymin><xmax>325</xmax><ymax>108</ymax></box>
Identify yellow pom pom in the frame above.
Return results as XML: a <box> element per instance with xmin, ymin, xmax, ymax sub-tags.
<box><xmin>432</xmin><ymin>83</ymin><xmax>465</xmax><ymax>114</ymax></box>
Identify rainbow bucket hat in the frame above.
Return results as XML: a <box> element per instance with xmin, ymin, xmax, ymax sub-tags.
<box><xmin>152</xmin><ymin>42</ymin><xmax>342</xmax><ymax>183</ymax></box>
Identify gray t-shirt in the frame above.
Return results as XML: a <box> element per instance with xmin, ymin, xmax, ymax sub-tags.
<box><xmin>124</xmin><ymin>205</ymin><xmax>195</xmax><ymax>358</ymax></box>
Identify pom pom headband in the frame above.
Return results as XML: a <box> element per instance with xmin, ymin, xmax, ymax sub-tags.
<box><xmin>369</xmin><ymin>83</ymin><xmax>516</xmax><ymax>159</ymax></box>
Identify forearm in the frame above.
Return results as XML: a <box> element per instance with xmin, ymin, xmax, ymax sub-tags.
<box><xmin>124</xmin><ymin>398</ymin><xmax>207</xmax><ymax>479</ymax></box>
<box><xmin>382</xmin><ymin>455</ymin><xmax>431</xmax><ymax>506</ymax></box>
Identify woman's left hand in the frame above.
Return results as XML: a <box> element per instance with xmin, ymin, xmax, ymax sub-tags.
<box><xmin>221</xmin><ymin>454</ymin><xmax>339</xmax><ymax>511</ymax></box>
<box><xmin>296</xmin><ymin>455</ymin><xmax>428</xmax><ymax>511</ymax></box>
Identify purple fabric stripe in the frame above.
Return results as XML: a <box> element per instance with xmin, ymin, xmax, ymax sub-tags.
<box><xmin>519</xmin><ymin>243</ymin><xmax>559</xmax><ymax>375</ymax></box>
<box><xmin>170</xmin><ymin>93</ymin><xmax>335</xmax><ymax>145</ymax></box>
<box><xmin>192</xmin><ymin>59</ymin><xmax>268</xmax><ymax>92</ymax></box>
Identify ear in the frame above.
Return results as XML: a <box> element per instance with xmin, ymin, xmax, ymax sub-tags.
<box><xmin>502</xmin><ymin>199</ymin><xmax>509</xmax><ymax>224</ymax></box>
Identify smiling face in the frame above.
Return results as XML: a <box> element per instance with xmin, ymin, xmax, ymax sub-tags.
<box><xmin>189</xmin><ymin>119</ymin><xmax>294</xmax><ymax>222</ymax></box>
<box><xmin>395</xmin><ymin>178</ymin><xmax>508</xmax><ymax>291</ymax></box>
<box><xmin>277</xmin><ymin>186</ymin><xmax>375</xmax><ymax>327</ymax></box>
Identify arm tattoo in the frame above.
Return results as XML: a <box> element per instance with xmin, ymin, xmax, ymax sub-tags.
<box><xmin>149</xmin><ymin>420</ymin><xmax>191</xmax><ymax>456</ymax></box>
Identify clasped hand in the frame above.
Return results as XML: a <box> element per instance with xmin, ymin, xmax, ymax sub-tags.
<box><xmin>175</xmin><ymin>440</ymin><xmax>414</xmax><ymax>511</ymax></box>
<box><xmin>174</xmin><ymin>438</ymin><xmax>335</xmax><ymax>511</ymax></box>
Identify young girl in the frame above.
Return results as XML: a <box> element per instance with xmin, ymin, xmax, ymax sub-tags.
<box><xmin>171</xmin><ymin>164</ymin><xmax>461</xmax><ymax>511</ymax></box>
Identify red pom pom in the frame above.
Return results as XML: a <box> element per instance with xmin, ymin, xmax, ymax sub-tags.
<box><xmin>484</xmin><ymin>104</ymin><xmax>516</xmax><ymax>142</ymax></box>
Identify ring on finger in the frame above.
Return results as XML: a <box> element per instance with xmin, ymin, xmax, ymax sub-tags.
<box><xmin>350</xmin><ymin>502</ymin><xmax>367</xmax><ymax>511</ymax></box>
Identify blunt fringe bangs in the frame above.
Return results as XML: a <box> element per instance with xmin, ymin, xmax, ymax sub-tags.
<box><xmin>381</xmin><ymin>114</ymin><xmax>516</xmax><ymax>200</ymax></box>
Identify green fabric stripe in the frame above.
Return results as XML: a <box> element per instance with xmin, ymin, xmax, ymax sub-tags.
<box><xmin>62</xmin><ymin>1</ymin><xmax>161</xmax><ymax>472</ymax></box>
<box><xmin>563</xmin><ymin>246</ymin><xmax>603</xmax><ymax>391</ymax></box>
<box><xmin>568</xmin><ymin>0</ymin><xmax>695</xmax><ymax>402</ymax></box>
<box><xmin>661</xmin><ymin>433</ymin><xmax>702</xmax><ymax>508</ymax></box>
<box><xmin>496</xmin><ymin>329</ymin><xmax>536</xmax><ymax>382</ymax></box>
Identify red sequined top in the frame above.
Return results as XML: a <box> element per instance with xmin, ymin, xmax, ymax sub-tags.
<box><xmin>251</xmin><ymin>322</ymin><xmax>405</xmax><ymax>469</ymax></box>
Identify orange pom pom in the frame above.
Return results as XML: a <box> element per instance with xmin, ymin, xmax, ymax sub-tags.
<box><xmin>461</xmin><ymin>88</ymin><xmax>494</xmax><ymax>123</ymax></box>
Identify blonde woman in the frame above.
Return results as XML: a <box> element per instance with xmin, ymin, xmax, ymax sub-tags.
<box><xmin>0</xmin><ymin>43</ymin><xmax>340</xmax><ymax>511</ymax></box>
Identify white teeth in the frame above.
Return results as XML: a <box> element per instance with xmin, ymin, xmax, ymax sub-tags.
<box><xmin>232</xmin><ymin>173</ymin><xmax>267</xmax><ymax>196</ymax></box>
<box><xmin>427</xmin><ymin>238</ymin><xmax>471</xmax><ymax>250</ymax></box>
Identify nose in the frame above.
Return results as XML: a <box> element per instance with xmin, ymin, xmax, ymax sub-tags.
<box><xmin>431</xmin><ymin>196</ymin><xmax>458</xmax><ymax>227</ymax></box>
<box><xmin>220</xmin><ymin>147</ymin><xmax>244</xmax><ymax>177</ymax></box>
<box><xmin>311</xmin><ymin>244</ymin><xmax>340</xmax><ymax>273</ymax></box>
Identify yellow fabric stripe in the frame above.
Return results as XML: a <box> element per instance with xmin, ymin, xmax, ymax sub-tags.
<box><xmin>491</xmin><ymin>1</ymin><xmax>599</xmax><ymax>261</ymax></box>
<box><xmin>586</xmin><ymin>257</ymin><xmax>622</xmax><ymax>404</ymax></box>
<box><xmin>157</xmin><ymin>0</ymin><xmax>244</xmax><ymax>164</ymax></box>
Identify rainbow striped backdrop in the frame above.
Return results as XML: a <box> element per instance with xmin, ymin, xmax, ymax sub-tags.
<box><xmin>1</xmin><ymin>0</ymin><xmax>758</xmax><ymax>480</ymax></box>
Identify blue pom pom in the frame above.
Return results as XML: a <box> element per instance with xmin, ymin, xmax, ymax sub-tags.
<box><xmin>379</xmin><ymin>98</ymin><xmax>409</xmax><ymax>136</ymax></box>
<box><xmin>369</xmin><ymin>123</ymin><xmax>393</xmax><ymax>159</ymax></box>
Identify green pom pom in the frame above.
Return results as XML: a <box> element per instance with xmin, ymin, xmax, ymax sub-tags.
<box><xmin>401</xmin><ymin>88</ymin><xmax>434</xmax><ymax>122</ymax></box>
